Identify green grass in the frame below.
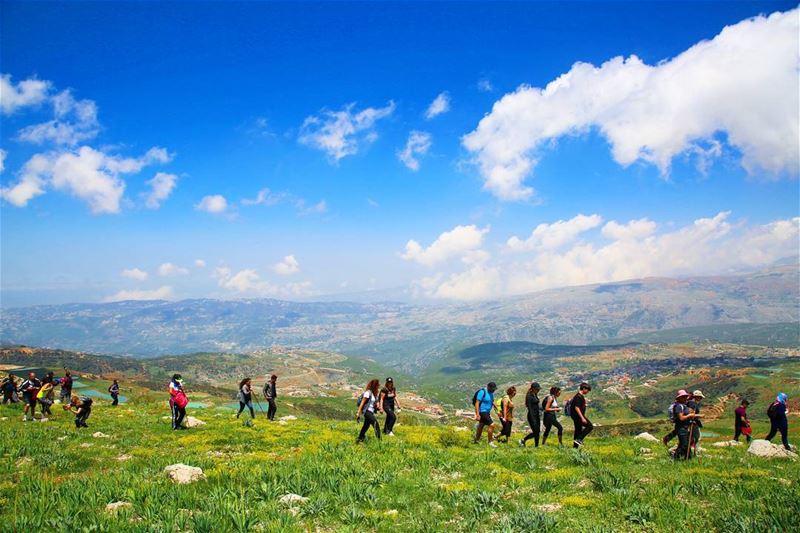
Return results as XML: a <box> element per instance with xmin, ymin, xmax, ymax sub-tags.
<box><xmin>2</xmin><ymin>393</ymin><xmax>798</xmax><ymax>532</ymax></box>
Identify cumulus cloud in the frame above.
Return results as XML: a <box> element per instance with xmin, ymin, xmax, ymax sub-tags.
<box><xmin>121</xmin><ymin>268</ymin><xmax>148</xmax><ymax>281</ymax></box>
<box><xmin>273</xmin><ymin>255</ymin><xmax>300</xmax><ymax>275</ymax></box>
<box><xmin>0</xmin><ymin>74</ymin><xmax>50</xmax><ymax>114</ymax></box>
<box><xmin>425</xmin><ymin>92</ymin><xmax>450</xmax><ymax>119</ymax></box>
<box><xmin>397</xmin><ymin>131</ymin><xmax>432</xmax><ymax>171</ymax></box>
<box><xmin>463</xmin><ymin>9</ymin><xmax>800</xmax><ymax>201</ymax></box>
<box><xmin>242</xmin><ymin>188</ymin><xmax>327</xmax><ymax>215</ymax></box>
<box><xmin>0</xmin><ymin>146</ymin><xmax>173</xmax><ymax>213</ymax></box>
<box><xmin>194</xmin><ymin>259</ymin><xmax>206</xmax><ymax>268</ymax></box>
<box><xmin>158</xmin><ymin>262</ymin><xmax>189</xmax><ymax>276</ymax></box>
<box><xmin>401</xmin><ymin>224</ymin><xmax>489</xmax><ymax>266</ymax></box>
<box><xmin>507</xmin><ymin>214</ymin><xmax>603</xmax><ymax>252</ymax></box>
<box><xmin>17</xmin><ymin>89</ymin><xmax>99</xmax><ymax>145</ymax></box>
<box><xmin>413</xmin><ymin>212</ymin><xmax>799</xmax><ymax>300</ymax></box>
<box><xmin>143</xmin><ymin>172</ymin><xmax>178</xmax><ymax>209</ymax></box>
<box><xmin>215</xmin><ymin>266</ymin><xmax>312</xmax><ymax>297</ymax></box>
<box><xmin>104</xmin><ymin>285</ymin><xmax>174</xmax><ymax>302</ymax></box>
<box><xmin>299</xmin><ymin>101</ymin><xmax>395</xmax><ymax>161</ymax></box>
<box><xmin>195</xmin><ymin>194</ymin><xmax>228</xmax><ymax>214</ymax></box>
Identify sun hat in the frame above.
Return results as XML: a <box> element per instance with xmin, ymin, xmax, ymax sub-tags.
<box><xmin>692</xmin><ymin>390</ymin><xmax>705</xmax><ymax>399</ymax></box>
<box><xmin>675</xmin><ymin>389</ymin><xmax>690</xmax><ymax>400</ymax></box>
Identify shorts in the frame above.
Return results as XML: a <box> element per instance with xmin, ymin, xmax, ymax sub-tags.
<box><xmin>23</xmin><ymin>393</ymin><xmax>36</xmax><ymax>406</ymax></box>
<box><xmin>479</xmin><ymin>412</ymin><xmax>494</xmax><ymax>426</ymax></box>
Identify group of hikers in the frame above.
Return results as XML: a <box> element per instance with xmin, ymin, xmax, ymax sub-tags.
<box><xmin>1</xmin><ymin>370</ymin><xmax>793</xmax><ymax>455</ymax></box>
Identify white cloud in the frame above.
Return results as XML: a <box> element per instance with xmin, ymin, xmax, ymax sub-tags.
<box><xmin>121</xmin><ymin>268</ymin><xmax>148</xmax><ymax>281</ymax></box>
<box><xmin>242</xmin><ymin>188</ymin><xmax>286</xmax><ymax>207</ymax></box>
<box><xmin>413</xmin><ymin>212</ymin><xmax>800</xmax><ymax>300</ymax></box>
<box><xmin>17</xmin><ymin>89</ymin><xmax>99</xmax><ymax>145</ymax></box>
<box><xmin>243</xmin><ymin>188</ymin><xmax>327</xmax><ymax>215</ymax></box>
<box><xmin>0</xmin><ymin>149</ymin><xmax>6</xmax><ymax>172</ymax></box>
<box><xmin>158</xmin><ymin>262</ymin><xmax>189</xmax><ymax>276</ymax></box>
<box><xmin>425</xmin><ymin>92</ymin><xmax>450</xmax><ymax>119</ymax></box>
<box><xmin>507</xmin><ymin>214</ymin><xmax>603</xmax><ymax>252</ymax></box>
<box><xmin>273</xmin><ymin>255</ymin><xmax>300</xmax><ymax>275</ymax></box>
<box><xmin>194</xmin><ymin>259</ymin><xmax>206</xmax><ymax>268</ymax></box>
<box><xmin>215</xmin><ymin>266</ymin><xmax>313</xmax><ymax>298</ymax></box>
<box><xmin>104</xmin><ymin>285</ymin><xmax>174</xmax><ymax>302</ymax></box>
<box><xmin>397</xmin><ymin>131</ymin><xmax>432</xmax><ymax>171</ymax></box>
<box><xmin>1</xmin><ymin>146</ymin><xmax>172</xmax><ymax>213</ymax></box>
<box><xmin>195</xmin><ymin>194</ymin><xmax>228</xmax><ymax>214</ymax></box>
<box><xmin>0</xmin><ymin>74</ymin><xmax>50</xmax><ymax>114</ymax></box>
<box><xmin>463</xmin><ymin>9</ymin><xmax>800</xmax><ymax>201</ymax></box>
<box><xmin>401</xmin><ymin>224</ymin><xmax>489</xmax><ymax>266</ymax></box>
<box><xmin>143</xmin><ymin>172</ymin><xmax>178</xmax><ymax>209</ymax></box>
<box><xmin>477</xmin><ymin>79</ymin><xmax>494</xmax><ymax>93</ymax></box>
<box><xmin>299</xmin><ymin>101</ymin><xmax>395</xmax><ymax>161</ymax></box>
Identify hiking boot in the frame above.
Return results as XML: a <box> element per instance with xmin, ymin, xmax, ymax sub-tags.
<box><xmin>489</xmin><ymin>441</ymin><xmax>498</xmax><ymax>448</ymax></box>
<box><xmin>519</xmin><ymin>439</ymin><xmax>525</xmax><ymax>448</ymax></box>
<box><xmin>573</xmin><ymin>440</ymin><xmax>583</xmax><ymax>448</ymax></box>
<box><xmin>661</xmin><ymin>435</ymin><xmax>670</xmax><ymax>447</ymax></box>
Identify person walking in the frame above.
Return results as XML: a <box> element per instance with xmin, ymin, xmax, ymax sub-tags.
<box><xmin>356</xmin><ymin>379</ymin><xmax>381</xmax><ymax>443</ymax></box>
<box><xmin>496</xmin><ymin>386</ymin><xmax>516</xmax><ymax>443</ymax></box>
<box><xmin>541</xmin><ymin>386</ymin><xmax>564</xmax><ymax>447</ymax></box>
<box><xmin>59</xmin><ymin>370</ymin><xmax>73</xmax><ymax>404</ymax></box>
<box><xmin>473</xmin><ymin>382</ymin><xmax>499</xmax><ymax>448</ymax></box>
<box><xmin>37</xmin><ymin>378</ymin><xmax>55</xmax><ymax>420</ymax></box>
<box><xmin>1</xmin><ymin>373</ymin><xmax>17</xmax><ymax>404</ymax></box>
<box><xmin>168</xmin><ymin>374</ymin><xmax>189</xmax><ymax>430</ymax></box>
<box><xmin>263</xmin><ymin>375</ymin><xmax>278</xmax><ymax>421</ymax></box>
<box><xmin>520</xmin><ymin>382</ymin><xmax>541</xmax><ymax>447</ymax></box>
<box><xmin>64</xmin><ymin>394</ymin><xmax>92</xmax><ymax>428</ymax></box>
<box><xmin>570</xmin><ymin>382</ymin><xmax>593</xmax><ymax>448</ymax></box>
<box><xmin>379</xmin><ymin>377</ymin><xmax>401</xmax><ymax>436</ymax></box>
<box><xmin>733</xmin><ymin>399</ymin><xmax>752</xmax><ymax>443</ymax></box>
<box><xmin>20</xmin><ymin>372</ymin><xmax>42</xmax><ymax>422</ymax></box>
<box><xmin>108</xmin><ymin>380</ymin><xmax>120</xmax><ymax>406</ymax></box>
<box><xmin>236</xmin><ymin>378</ymin><xmax>255</xmax><ymax>420</ymax></box>
<box><xmin>672</xmin><ymin>389</ymin><xmax>702</xmax><ymax>460</ymax></box>
<box><xmin>764</xmin><ymin>393</ymin><xmax>791</xmax><ymax>451</ymax></box>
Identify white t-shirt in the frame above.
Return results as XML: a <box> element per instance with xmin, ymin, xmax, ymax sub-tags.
<box><xmin>362</xmin><ymin>391</ymin><xmax>377</xmax><ymax>413</ymax></box>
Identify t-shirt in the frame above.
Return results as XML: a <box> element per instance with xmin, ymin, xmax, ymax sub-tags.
<box><xmin>570</xmin><ymin>393</ymin><xmax>587</xmax><ymax>419</ymax></box>
<box><xmin>361</xmin><ymin>391</ymin><xmax>377</xmax><ymax>413</ymax></box>
<box><xmin>240</xmin><ymin>383</ymin><xmax>251</xmax><ymax>400</ymax></box>
<box><xmin>501</xmin><ymin>395</ymin><xmax>514</xmax><ymax>419</ymax></box>
<box><xmin>380</xmin><ymin>387</ymin><xmax>396</xmax><ymax>410</ymax></box>
<box><xmin>109</xmin><ymin>383</ymin><xmax>120</xmax><ymax>393</ymax></box>
<box><xmin>60</xmin><ymin>376</ymin><xmax>73</xmax><ymax>390</ymax></box>
<box><xmin>673</xmin><ymin>403</ymin><xmax>690</xmax><ymax>429</ymax></box>
<box><xmin>687</xmin><ymin>400</ymin><xmax>703</xmax><ymax>428</ymax></box>
<box><xmin>771</xmin><ymin>402</ymin><xmax>787</xmax><ymax>421</ymax></box>
<box><xmin>526</xmin><ymin>393</ymin><xmax>540</xmax><ymax>416</ymax></box>
<box><xmin>20</xmin><ymin>378</ymin><xmax>41</xmax><ymax>396</ymax></box>
<box><xmin>476</xmin><ymin>388</ymin><xmax>494</xmax><ymax>413</ymax></box>
<box><xmin>734</xmin><ymin>406</ymin><xmax>747</xmax><ymax>425</ymax></box>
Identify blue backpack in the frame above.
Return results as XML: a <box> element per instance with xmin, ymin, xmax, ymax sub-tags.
<box><xmin>563</xmin><ymin>398</ymin><xmax>573</xmax><ymax>417</ymax></box>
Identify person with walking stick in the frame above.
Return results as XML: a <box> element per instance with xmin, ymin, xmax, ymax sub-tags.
<box><xmin>672</xmin><ymin>390</ymin><xmax>702</xmax><ymax>460</ymax></box>
<box><xmin>263</xmin><ymin>375</ymin><xmax>278</xmax><ymax>421</ymax></box>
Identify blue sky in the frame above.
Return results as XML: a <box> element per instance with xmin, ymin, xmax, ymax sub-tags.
<box><xmin>1</xmin><ymin>1</ymin><xmax>798</xmax><ymax>306</ymax></box>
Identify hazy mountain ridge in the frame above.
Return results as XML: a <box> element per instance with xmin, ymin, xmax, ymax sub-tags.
<box><xmin>1</xmin><ymin>267</ymin><xmax>797</xmax><ymax>368</ymax></box>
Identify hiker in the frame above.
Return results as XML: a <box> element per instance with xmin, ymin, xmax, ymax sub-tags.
<box><xmin>672</xmin><ymin>389</ymin><xmax>702</xmax><ymax>460</ymax></box>
<box><xmin>356</xmin><ymin>379</ymin><xmax>381</xmax><ymax>442</ymax></box>
<box><xmin>569</xmin><ymin>382</ymin><xmax>593</xmax><ymax>448</ymax></box>
<box><xmin>37</xmin><ymin>377</ymin><xmax>55</xmax><ymax>419</ymax></box>
<box><xmin>1</xmin><ymin>373</ymin><xmax>17</xmax><ymax>404</ymax></box>
<box><xmin>473</xmin><ymin>382</ymin><xmax>498</xmax><ymax>448</ymax></box>
<box><xmin>541</xmin><ymin>386</ymin><xmax>564</xmax><ymax>447</ymax></box>
<box><xmin>733</xmin><ymin>399</ymin><xmax>752</xmax><ymax>442</ymax></box>
<box><xmin>687</xmin><ymin>390</ymin><xmax>704</xmax><ymax>448</ymax></box>
<box><xmin>236</xmin><ymin>378</ymin><xmax>255</xmax><ymax>419</ymax></box>
<box><xmin>168</xmin><ymin>374</ymin><xmax>189</xmax><ymax>430</ymax></box>
<box><xmin>379</xmin><ymin>377</ymin><xmax>401</xmax><ymax>436</ymax></box>
<box><xmin>497</xmin><ymin>386</ymin><xmax>516</xmax><ymax>443</ymax></box>
<box><xmin>64</xmin><ymin>394</ymin><xmax>92</xmax><ymax>428</ymax></box>
<box><xmin>20</xmin><ymin>372</ymin><xmax>42</xmax><ymax>422</ymax></box>
<box><xmin>764</xmin><ymin>393</ymin><xmax>791</xmax><ymax>451</ymax></box>
<box><xmin>59</xmin><ymin>370</ymin><xmax>73</xmax><ymax>404</ymax></box>
<box><xmin>520</xmin><ymin>382</ymin><xmax>541</xmax><ymax>447</ymax></box>
<box><xmin>108</xmin><ymin>380</ymin><xmax>120</xmax><ymax>406</ymax></box>
<box><xmin>264</xmin><ymin>375</ymin><xmax>278</xmax><ymax>421</ymax></box>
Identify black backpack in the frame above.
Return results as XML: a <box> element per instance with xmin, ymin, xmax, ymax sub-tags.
<box><xmin>471</xmin><ymin>388</ymin><xmax>485</xmax><ymax>406</ymax></box>
<box><xmin>767</xmin><ymin>401</ymin><xmax>779</xmax><ymax>419</ymax></box>
<box><xmin>80</xmin><ymin>397</ymin><xmax>93</xmax><ymax>408</ymax></box>
<box><xmin>541</xmin><ymin>395</ymin><xmax>551</xmax><ymax>411</ymax></box>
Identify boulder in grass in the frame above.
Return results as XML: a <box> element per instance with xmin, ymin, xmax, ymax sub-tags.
<box><xmin>279</xmin><ymin>493</ymin><xmax>309</xmax><ymax>506</ymax></box>
<box><xmin>634</xmin><ymin>432</ymin><xmax>660</xmax><ymax>443</ymax></box>
<box><xmin>279</xmin><ymin>415</ymin><xmax>297</xmax><ymax>421</ymax></box>
<box><xmin>105</xmin><ymin>501</ymin><xmax>132</xmax><ymax>513</ymax></box>
<box><xmin>747</xmin><ymin>439</ymin><xmax>798</xmax><ymax>459</ymax></box>
<box><xmin>164</xmin><ymin>464</ymin><xmax>205</xmax><ymax>484</ymax></box>
<box><xmin>712</xmin><ymin>440</ymin><xmax>742</xmax><ymax>447</ymax></box>
<box><xmin>184</xmin><ymin>416</ymin><xmax>205</xmax><ymax>428</ymax></box>
<box><xmin>92</xmin><ymin>432</ymin><xmax>110</xmax><ymax>438</ymax></box>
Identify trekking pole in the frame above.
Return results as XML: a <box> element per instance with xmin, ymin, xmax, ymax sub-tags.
<box><xmin>253</xmin><ymin>393</ymin><xmax>267</xmax><ymax>419</ymax></box>
<box><xmin>686</xmin><ymin>421</ymin><xmax>695</xmax><ymax>460</ymax></box>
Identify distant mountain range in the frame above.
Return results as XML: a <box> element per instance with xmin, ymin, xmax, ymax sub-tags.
<box><xmin>1</xmin><ymin>266</ymin><xmax>797</xmax><ymax>370</ymax></box>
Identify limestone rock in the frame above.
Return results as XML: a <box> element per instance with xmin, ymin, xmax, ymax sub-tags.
<box><xmin>279</xmin><ymin>493</ymin><xmax>309</xmax><ymax>506</ymax></box>
<box><xmin>164</xmin><ymin>464</ymin><xmax>205</xmax><ymax>484</ymax></box>
<box><xmin>747</xmin><ymin>439</ymin><xmax>798</xmax><ymax>459</ymax></box>
<box><xmin>712</xmin><ymin>440</ymin><xmax>742</xmax><ymax>447</ymax></box>
<box><xmin>105</xmin><ymin>501</ymin><xmax>132</xmax><ymax>513</ymax></box>
<box><xmin>92</xmin><ymin>432</ymin><xmax>110</xmax><ymax>438</ymax></box>
<box><xmin>279</xmin><ymin>415</ymin><xmax>297</xmax><ymax>421</ymax></box>
<box><xmin>634</xmin><ymin>432</ymin><xmax>660</xmax><ymax>443</ymax></box>
<box><xmin>184</xmin><ymin>416</ymin><xmax>205</xmax><ymax>428</ymax></box>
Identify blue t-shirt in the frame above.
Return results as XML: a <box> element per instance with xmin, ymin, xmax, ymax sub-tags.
<box><xmin>477</xmin><ymin>389</ymin><xmax>494</xmax><ymax>413</ymax></box>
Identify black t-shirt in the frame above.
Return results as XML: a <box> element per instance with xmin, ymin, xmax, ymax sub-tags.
<box><xmin>686</xmin><ymin>400</ymin><xmax>703</xmax><ymax>428</ymax></box>
<box><xmin>673</xmin><ymin>403</ymin><xmax>690</xmax><ymax>429</ymax></box>
<box><xmin>526</xmin><ymin>393</ymin><xmax>540</xmax><ymax>417</ymax></box>
<box><xmin>570</xmin><ymin>393</ymin><xmax>587</xmax><ymax>419</ymax></box>
<box><xmin>381</xmin><ymin>387</ymin><xmax>396</xmax><ymax>410</ymax></box>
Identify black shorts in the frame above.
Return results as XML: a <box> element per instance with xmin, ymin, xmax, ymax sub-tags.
<box><xmin>23</xmin><ymin>393</ymin><xmax>36</xmax><ymax>406</ymax></box>
<box><xmin>479</xmin><ymin>412</ymin><xmax>494</xmax><ymax>426</ymax></box>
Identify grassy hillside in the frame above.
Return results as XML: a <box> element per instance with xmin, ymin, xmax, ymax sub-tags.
<box><xmin>1</xmin><ymin>387</ymin><xmax>798</xmax><ymax>532</ymax></box>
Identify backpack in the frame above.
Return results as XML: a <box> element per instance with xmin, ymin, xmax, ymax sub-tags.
<box><xmin>263</xmin><ymin>382</ymin><xmax>273</xmax><ymax>400</ymax></box>
<box><xmin>668</xmin><ymin>402</ymin><xmax>678</xmax><ymax>422</ymax></box>
<box><xmin>357</xmin><ymin>391</ymin><xmax>375</xmax><ymax>410</ymax></box>
<box><xmin>80</xmin><ymin>397</ymin><xmax>93</xmax><ymax>408</ymax></box>
<box><xmin>563</xmin><ymin>398</ymin><xmax>572</xmax><ymax>418</ymax></box>
<box><xmin>471</xmin><ymin>388</ymin><xmax>485</xmax><ymax>406</ymax></box>
<box><xmin>541</xmin><ymin>395</ymin><xmax>551</xmax><ymax>411</ymax></box>
<box><xmin>767</xmin><ymin>401</ymin><xmax>779</xmax><ymax>419</ymax></box>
